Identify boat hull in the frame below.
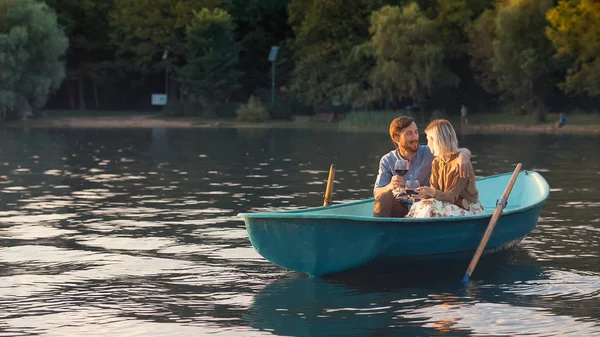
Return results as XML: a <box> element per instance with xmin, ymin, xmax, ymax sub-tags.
<box><xmin>241</xmin><ymin>171</ymin><xmax>549</xmax><ymax>277</ymax></box>
<box><xmin>246</xmin><ymin>204</ymin><xmax>541</xmax><ymax>276</ymax></box>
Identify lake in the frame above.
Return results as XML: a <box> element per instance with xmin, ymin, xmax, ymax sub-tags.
<box><xmin>0</xmin><ymin>127</ymin><xmax>598</xmax><ymax>336</ymax></box>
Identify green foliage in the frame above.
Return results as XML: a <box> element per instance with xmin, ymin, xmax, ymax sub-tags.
<box><xmin>236</xmin><ymin>95</ymin><xmax>268</xmax><ymax>122</ymax></box>
<box><xmin>361</xmin><ymin>4</ymin><xmax>459</xmax><ymax>105</ymax></box>
<box><xmin>178</xmin><ymin>8</ymin><xmax>243</xmax><ymax>109</ymax></box>
<box><xmin>0</xmin><ymin>0</ymin><xmax>68</xmax><ymax>116</ymax></box>
<box><xmin>288</xmin><ymin>0</ymin><xmax>378</xmax><ymax>108</ymax></box>
<box><xmin>468</xmin><ymin>0</ymin><xmax>558</xmax><ymax>121</ymax></box>
<box><xmin>546</xmin><ymin>0</ymin><xmax>600</xmax><ymax>97</ymax></box>
<box><xmin>467</xmin><ymin>8</ymin><xmax>501</xmax><ymax>93</ymax></box>
<box><xmin>45</xmin><ymin>0</ymin><xmax>115</xmax><ymax>109</ymax></box>
<box><xmin>493</xmin><ymin>1</ymin><xmax>555</xmax><ymax>94</ymax></box>
<box><xmin>109</xmin><ymin>0</ymin><xmax>220</xmax><ymax>73</ymax></box>
<box><xmin>223</xmin><ymin>0</ymin><xmax>293</xmax><ymax>96</ymax></box>
<box><xmin>435</xmin><ymin>0</ymin><xmax>473</xmax><ymax>57</ymax></box>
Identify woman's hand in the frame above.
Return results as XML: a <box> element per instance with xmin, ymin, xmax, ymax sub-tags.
<box><xmin>416</xmin><ymin>186</ymin><xmax>435</xmax><ymax>199</ymax></box>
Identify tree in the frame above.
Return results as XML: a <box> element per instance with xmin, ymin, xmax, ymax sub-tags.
<box><xmin>0</xmin><ymin>0</ymin><xmax>68</xmax><ymax>120</ymax></box>
<box><xmin>178</xmin><ymin>8</ymin><xmax>242</xmax><ymax>111</ymax></box>
<box><xmin>435</xmin><ymin>0</ymin><xmax>473</xmax><ymax>58</ymax></box>
<box><xmin>45</xmin><ymin>0</ymin><xmax>115</xmax><ymax>110</ymax></box>
<box><xmin>361</xmin><ymin>4</ymin><xmax>459</xmax><ymax>107</ymax></box>
<box><xmin>224</xmin><ymin>0</ymin><xmax>294</xmax><ymax>98</ymax></box>
<box><xmin>546</xmin><ymin>0</ymin><xmax>600</xmax><ymax>97</ymax></box>
<box><xmin>109</xmin><ymin>0</ymin><xmax>220</xmax><ymax>98</ymax></box>
<box><xmin>288</xmin><ymin>0</ymin><xmax>379</xmax><ymax>108</ymax></box>
<box><xmin>467</xmin><ymin>8</ymin><xmax>501</xmax><ymax>94</ymax></box>
<box><xmin>492</xmin><ymin>0</ymin><xmax>557</xmax><ymax>120</ymax></box>
<box><xmin>467</xmin><ymin>0</ymin><xmax>557</xmax><ymax>120</ymax></box>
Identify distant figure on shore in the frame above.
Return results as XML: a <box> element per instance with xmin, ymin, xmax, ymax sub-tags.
<box><xmin>460</xmin><ymin>105</ymin><xmax>468</xmax><ymax>126</ymax></box>
<box><xmin>555</xmin><ymin>113</ymin><xmax>567</xmax><ymax>129</ymax></box>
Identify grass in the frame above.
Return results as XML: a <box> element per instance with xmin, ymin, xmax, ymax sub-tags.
<box><xmin>37</xmin><ymin>107</ymin><xmax>600</xmax><ymax>132</ymax></box>
<box><xmin>338</xmin><ymin>110</ymin><xmax>418</xmax><ymax>130</ymax></box>
<box><xmin>467</xmin><ymin>111</ymin><xmax>600</xmax><ymax>126</ymax></box>
<box><xmin>338</xmin><ymin>109</ymin><xmax>600</xmax><ymax>129</ymax></box>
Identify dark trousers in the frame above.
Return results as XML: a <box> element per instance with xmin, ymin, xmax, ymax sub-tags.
<box><xmin>373</xmin><ymin>191</ymin><xmax>408</xmax><ymax>218</ymax></box>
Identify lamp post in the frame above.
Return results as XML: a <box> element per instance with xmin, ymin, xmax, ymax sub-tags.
<box><xmin>162</xmin><ymin>50</ymin><xmax>169</xmax><ymax>103</ymax></box>
<box><xmin>268</xmin><ymin>46</ymin><xmax>279</xmax><ymax>105</ymax></box>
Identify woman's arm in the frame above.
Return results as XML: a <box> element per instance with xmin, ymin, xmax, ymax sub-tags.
<box><xmin>418</xmin><ymin>159</ymin><xmax>440</xmax><ymax>199</ymax></box>
<box><xmin>432</xmin><ymin>176</ymin><xmax>468</xmax><ymax>203</ymax></box>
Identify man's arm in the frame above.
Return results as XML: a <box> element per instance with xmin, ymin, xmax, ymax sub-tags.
<box><xmin>373</xmin><ymin>156</ymin><xmax>401</xmax><ymax>197</ymax></box>
<box><xmin>457</xmin><ymin>148</ymin><xmax>472</xmax><ymax>178</ymax></box>
<box><xmin>374</xmin><ymin>185</ymin><xmax>392</xmax><ymax>198</ymax></box>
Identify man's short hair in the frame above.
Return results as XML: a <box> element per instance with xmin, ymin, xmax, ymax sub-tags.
<box><xmin>389</xmin><ymin>116</ymin><xmax>415</xmax><ymax>143</ymax></box>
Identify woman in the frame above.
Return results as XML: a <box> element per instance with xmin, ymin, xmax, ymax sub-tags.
<box><xmin>407</xmin><ymin>119</ymin><xmax>484</xmax><ymax>218</ymax></box>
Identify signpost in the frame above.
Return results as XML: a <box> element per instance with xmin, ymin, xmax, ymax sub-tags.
<box><xmin>153</xmin><ymin>50</ymin><xmax>169</xmax><ymax>107</ymax></box>
<box><xmin>151</xmin><ymin>94</ymin><xmax>167</xmax><ymax>106</ymax></box>
<box><xmin>163</xmin><ymin>50</ymin><xmax>169</xmax><ymax>102</ymax></box>
<box><xmin>268</xmin><ymin>46</ymin><xmax>279</xmax><ymax>105</ymax></box>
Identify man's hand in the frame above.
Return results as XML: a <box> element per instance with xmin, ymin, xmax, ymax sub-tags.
<box><xmin>457</xmin><ymin>150</ymin><xmax>471</xmax><ymax>178</ymax></box>
<box><xmin>390</xmin><ymin>175</ymin><xmax>404</xmax><ymax>191</ymax></box>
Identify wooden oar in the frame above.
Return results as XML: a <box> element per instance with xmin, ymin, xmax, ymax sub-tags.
<box><xmin>323</xmin><ymin>164</ymin><xmax>336</xmax><ymax>206</ymax></box>
<box><xmin>461</xmin><ymin>163</ymin><xmax>522</xmax><ymax>283</ymax></box>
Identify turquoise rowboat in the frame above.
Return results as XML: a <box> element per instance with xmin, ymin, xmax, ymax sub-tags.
<box><xmin>238</xmin><ymin>171</ymin><xmax>550</xmax><ymax>277</ymax></box>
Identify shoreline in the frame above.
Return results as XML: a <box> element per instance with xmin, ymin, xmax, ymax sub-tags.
<box><xmin>3</xmin><ymin>116</ymin><xmax>600</xmax><ymax>135</ymax></box>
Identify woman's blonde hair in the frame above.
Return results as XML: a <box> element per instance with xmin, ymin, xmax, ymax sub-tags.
<box><xmin>425</xmin><ymin>119</ymin><xmax>458</xmax><ymax>156</ymax></box>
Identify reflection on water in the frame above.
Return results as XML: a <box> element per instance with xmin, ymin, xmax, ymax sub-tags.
<box><xmin>248</xmin><ymin>252</ymin><xmax>600</xmax><ymax>336</ymax></box>
<box><xmin>0</xmin><ymin>128</ymin><xmax>598</xmax><ymax>336</ymax></box>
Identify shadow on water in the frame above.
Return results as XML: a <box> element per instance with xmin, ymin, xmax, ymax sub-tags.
<box><xmin>245</xmin><ymin>249</ymin><xmax>600</xmax><ymax>336</ymax></box>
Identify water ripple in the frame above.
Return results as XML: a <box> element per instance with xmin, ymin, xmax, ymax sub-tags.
<box><xmin>404</xmin><ymin>302</ymin><xmax>600</xmax><ymax>336</ymax></box>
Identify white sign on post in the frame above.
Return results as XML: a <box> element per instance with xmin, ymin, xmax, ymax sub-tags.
<box><xmin>151</xmin><ymin>94</ymin><xmax>167</xmax><ymax>106</ymax></box>
<box><xmin>268</xmin><ymin>46</ymin><xmax>279</xmax><ymax>61</ymax></box>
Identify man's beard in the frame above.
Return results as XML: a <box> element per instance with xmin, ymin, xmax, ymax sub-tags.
<box><xmin>400</xmin><ymin>141</ymin><xmax>419</xmax><ymax>154</ymax></box>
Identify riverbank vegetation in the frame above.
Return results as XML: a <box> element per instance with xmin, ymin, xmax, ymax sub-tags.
<box><xmin>1</xmin><ymin>0</ymin><xmax>600</xmax><ymax>125</ymax></box>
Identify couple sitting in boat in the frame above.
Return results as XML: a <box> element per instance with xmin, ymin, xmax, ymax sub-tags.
<box><xmin>373</xmin><ymin>116</ymin><xmax>484</xmax><ymax>218</ymax></box>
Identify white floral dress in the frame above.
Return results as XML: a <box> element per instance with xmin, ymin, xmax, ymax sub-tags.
<box><xmin>406</xmin><ymin>199</ymin><xmax>485</xmax><ymax>218</ymax></box>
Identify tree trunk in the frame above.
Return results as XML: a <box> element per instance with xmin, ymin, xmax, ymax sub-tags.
<box><xmin>78</xmin><ymin>76</ymin><xmax>86</xmax><ymax>110</ymax></box>
<box><xmin>92</xmin><ymin>78</ymin><xmax>100</xmax><ymax>109</ymax></box>
<box><xmin>533</xmin><ymin>96</ymin><xmax>546</xmax><ymax>122</ymax></box>
<box><xmin>168</xmin><ymin>77</ymin><xmax>178</xmax><ymax>104</ymax></box>
<box><xmin>68</xmin><ymin>80</ymin><xmax>76</xmax><ymax>109</ymax></box>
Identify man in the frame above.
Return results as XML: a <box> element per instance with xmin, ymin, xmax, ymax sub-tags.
<box><xmin>460</xmin><ymin>104</ymin><xmax>468</xmax><ymax>126</ymax></box>
<box><xmin>554</xmin><ymin>113</ymin><xmax>567</xmax><ymax>129</ymax></box>
<box><xmin>373</xmin><ymin>116</ymin><xmax>471</xmax><ymax>217</ymax></box>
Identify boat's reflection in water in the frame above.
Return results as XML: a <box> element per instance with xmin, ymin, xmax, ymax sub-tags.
<box><xmin>246</xmin><ymin>249</ymin><xmax>600</xmax><ymax>336</ymax></box>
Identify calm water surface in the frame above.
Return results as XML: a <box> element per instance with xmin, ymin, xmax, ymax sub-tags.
<box><xmin>0</xmin><ymin>127</ymin><xmax>598</xmax><ymax>336</ymax></box>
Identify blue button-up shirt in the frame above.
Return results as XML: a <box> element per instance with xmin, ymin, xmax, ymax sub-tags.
<box><xmin>373</xmin><ymin>145</ymin><xmax>435</xmax><ymax>194</ymax></box>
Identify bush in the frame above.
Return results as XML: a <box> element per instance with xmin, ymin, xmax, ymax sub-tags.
<box><xmin>236</xmin><ymin>95</ymin><xmax>268</xmax><ymax>123</ymax></box>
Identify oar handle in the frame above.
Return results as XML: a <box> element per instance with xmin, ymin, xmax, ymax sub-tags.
<box><xmin>323</xmin><ymin>164</ymin><xmax>336</xmax><ymax>206</ymax></box>
<box><xmin>462</xmin><ymin>163</ymin><xmax>522</xmax><ymax>283</ymax></box>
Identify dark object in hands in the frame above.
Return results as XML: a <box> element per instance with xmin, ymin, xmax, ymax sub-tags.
<box><xmin>405</xmin><ymin>189</ymin><xmax>418</xmax><ymax>196</ymax></box>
